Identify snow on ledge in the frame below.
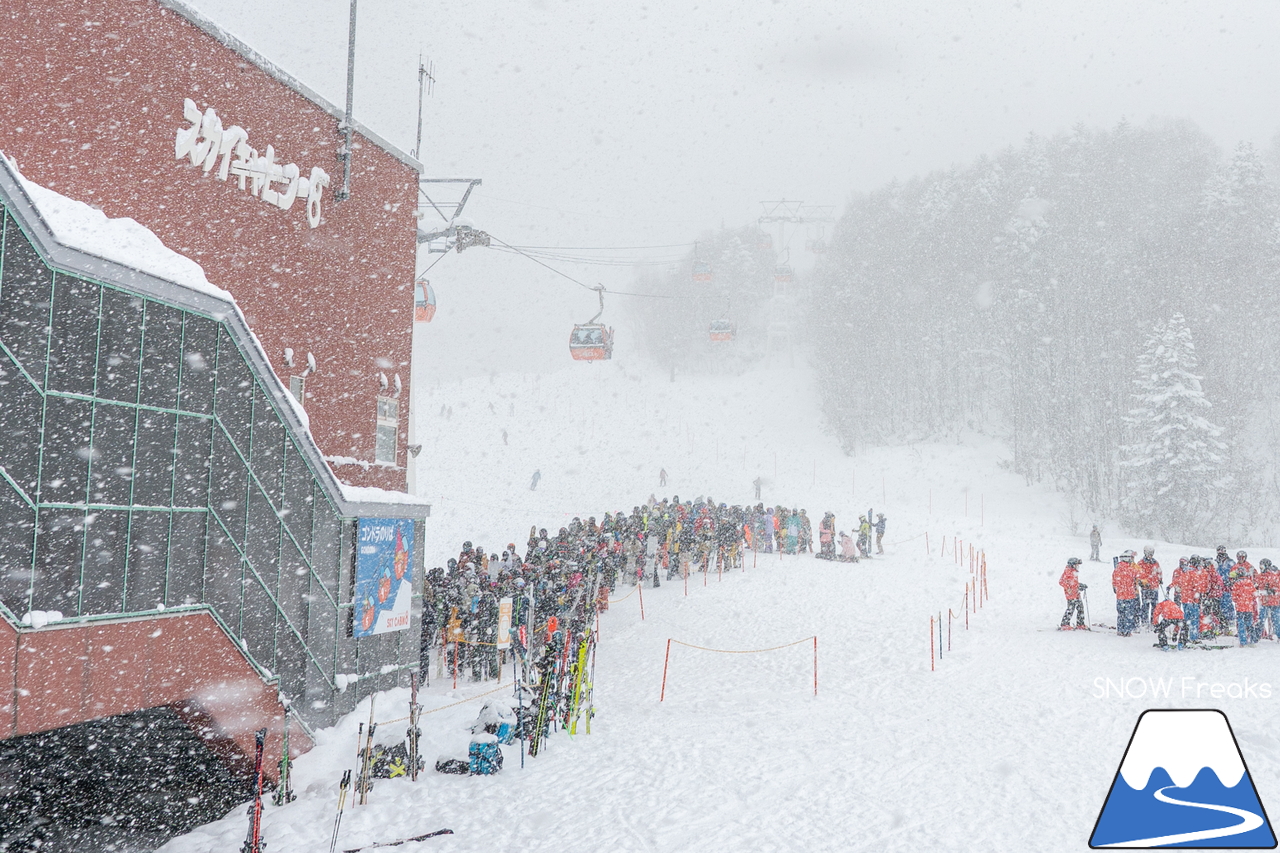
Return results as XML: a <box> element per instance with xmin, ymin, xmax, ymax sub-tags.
<box><xmin>3</xmin><ymin>153</ymin><xmax>231</xmax><ymax>301</ymax></box>
<box><xmin>337</xmin><ymin>483</ymin><xmax>426</xmax><ymax>506</ymax></box>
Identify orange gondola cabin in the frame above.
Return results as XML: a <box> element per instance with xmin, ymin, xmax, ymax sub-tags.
<box><xmin>414</xmin><ymin>281</ymin><xmax>437</xmax><ymax>322</ymax></box>
<box><xmin>569</xmin><ymin>324</ymin><xmax>614</xmax><ymax>361</ymax></box>
<box><xmin>709</xmin><ymin>319</ymin><xmax>736</xmax><ymax>342</ymax></box>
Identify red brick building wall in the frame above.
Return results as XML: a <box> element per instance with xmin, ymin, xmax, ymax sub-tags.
<box><xmin>0</xmin><ymin>0</ymin><xmax>418</xmax><ymax>491</ymax></box>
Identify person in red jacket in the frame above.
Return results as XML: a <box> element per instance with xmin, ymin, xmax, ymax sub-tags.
<box><xmin>1256</xmin><ymin>559</ymin><xmax>1280</xmax><ymax>640</ymax></box>
<box><xmin>1171</xmin><ymin>556</ymin><xmax>1204</xmax><ymax>642</ymax></box>
<box><xmin>1230</xmin><ymin>570</ymin><xmax>1259</xmax><ymax>647</ymax></box>
<box><xmin>1058</xmin><ymin>557</ymin><xmax>1088</xmax><ymax>630</ymax></box>
<box><xmin>1137</xmin><ymin>547</ymin><xmax>1161</xmax><ymax>626</ymax></box>
<box><xmin>1203</xmin><ymin>561</ymin><xmax>1226</xmax><ymax>637</ymax></box>
<box><xmin>1113</xmin><ymin>551</ymin><xmax>1140</xmax><ymax>637</ymax></box>
<box><xmin>1151</xmin><ymin>589</ymin><xmax>1185</xmax><ymax>650</ymax></box>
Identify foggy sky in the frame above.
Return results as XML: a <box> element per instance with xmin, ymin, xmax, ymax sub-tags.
<box><xmin>183</xmin><ymin>0</ymin><xmax>1280</xmax><ymax>377</ymax></box>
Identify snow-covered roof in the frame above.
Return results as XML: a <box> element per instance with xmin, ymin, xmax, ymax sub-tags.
<box><xmin>0</xmin><ymin>154</ymin><xmax>429</xmax><ymax>521</ymax></box>
<box><xmin>158</xmin><ymin>0</ymin><xmax>422</xmax><ymax>174</ymax></box>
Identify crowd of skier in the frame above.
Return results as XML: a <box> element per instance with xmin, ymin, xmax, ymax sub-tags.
<box><xmin>419</xmin><ymin>497</ymin><xmax>889</xmax><ymax>684</ymax></box>
<box><xmin>1058</xmin><ymin>544</ymin><xmax>1280</xmax><ymax>649</ymax></box>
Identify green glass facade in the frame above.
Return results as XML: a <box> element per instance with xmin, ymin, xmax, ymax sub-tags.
<box><xmin>0</xmin><ymin>179</ymin><xmax>424</xmax><ymax>728</ymax></box>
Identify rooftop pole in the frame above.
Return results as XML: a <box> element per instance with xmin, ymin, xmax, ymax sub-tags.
<box><xmin>337</xmin><ymin>0</ymin><xmax>357</xmax><ymax>201</ymax></box>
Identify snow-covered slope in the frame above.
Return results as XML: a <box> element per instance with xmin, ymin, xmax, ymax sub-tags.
<box><xmin>163</xmin><ymin>360</ymin><xmax>1280</xmax><ymax>853</ymax></box>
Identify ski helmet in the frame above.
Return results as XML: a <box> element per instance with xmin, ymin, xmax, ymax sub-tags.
<box><xmin>1067</xmin><ymin>557</ymin><xmax>1082</xmax><ymax>566</ymax></box>
<box><xmin>1261</xmin><ymin>559</ymin><xmax>1274</xmax><ymax>571</ymax></box>
<box><xmin>1238</xmin><ymin>551</ymin><xmax>1248</xmax><ymax>560</ymax></box>
<box><xmin>1143</xmin><ymin>546</ymin><xmax>1154</xmax><ymax>557</ymax></box>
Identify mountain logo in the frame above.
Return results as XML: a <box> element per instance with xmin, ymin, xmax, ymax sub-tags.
<box><xmin>1090</xmin><ymin>709</ymin><xmax>1276</xmax><ymax>848</ymax></box>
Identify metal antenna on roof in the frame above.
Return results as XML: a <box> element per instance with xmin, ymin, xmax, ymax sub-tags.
<box><xmin>412</xmin><ymin>56</ymin><xmax>436</xmax><ymax>162</ymax></box>
<box><xmin>336</xmin><ymin>0</ymin><xmax>358</xmax><ymax>202</ymax></box>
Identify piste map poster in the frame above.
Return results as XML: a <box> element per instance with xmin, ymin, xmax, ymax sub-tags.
<box><xmin>354</xmin><ymin>517</ymin><xmax>414</xmax><ymax>638</ymax></box>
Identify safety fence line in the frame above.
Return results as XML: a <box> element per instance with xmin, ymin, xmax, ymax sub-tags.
<box><xmin>375</xmin><ymin>682</ymin><xmax>513</xmax><ymax>726</ymax></box>
<box><xmin>931</xmin><ymin>547</ymin><xmax>989</xmax><ymax>672</ymax></box>
<box><xmin>660</xmin><ymin>635</ymin><xmax>818</xmax><ymax>701</ymax></box>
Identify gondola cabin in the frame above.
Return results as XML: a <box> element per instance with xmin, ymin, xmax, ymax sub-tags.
<box><xmin>414</xmin><ymin>281</ymin><xmax>437</xmax><ymax>323</ymax></box>
<box><xmin>774</xmin><ymin>265</ymin><xmax>794</xmax><ymax>284</ymax></box>
<box><xmin>569</xmin><ymin>324</ymin><xmax>614</xmax><ymax>361</ymax></box>
<box><xmin>692</xmin><ymin>260</ymin><xmax>715</xmax><ymax>283</ymax></box>
<box><xmin>709</xmin><ymin>319</ymin><xmax>736</xmax><ymax>342</ymax></box>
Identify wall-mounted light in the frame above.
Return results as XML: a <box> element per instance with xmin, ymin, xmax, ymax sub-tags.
<box><xmin>379</xmin><ymin>372</ymin><xmax>389</xmax><ymax>392</ymax></box>
<box><xmin>408</xmin><ymin>444</ymin><xmax>422</xmax><ymax>458</ymax></box>
<box><xmin>393</xmin><ymin>373</ymin><xmax>403</xmax><ymax>397</ymax></box>
<box><xmin>283</xmin><ymin>347</ymin><xmax>295</xmax><ymax>367</ymax></box>
<box><xmin>302</xmin><ymin>352</ymin><xmax>318</xmax><ymax>377</ymax></box>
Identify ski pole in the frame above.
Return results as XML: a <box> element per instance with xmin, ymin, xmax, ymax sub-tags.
<box><xmin>1083</xmin><ymin>588</ymin><xmax>1091</xmax><ymax>627</ymax></box>
<box><xmin>329</xmin><ymin>769</ymin><xmax>352</xmax><ymax>853</ymax></box>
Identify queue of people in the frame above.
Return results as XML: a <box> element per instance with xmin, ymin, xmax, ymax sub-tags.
<box><xmin>419</xmin><ymin>497</ymin><xmax>842</xmax><ymax>682</ymax></box>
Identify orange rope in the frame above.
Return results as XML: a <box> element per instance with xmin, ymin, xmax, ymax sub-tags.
<box><xmin>669</xmin><ymin>636</ymin><xmax>815</xmax><ymax>654</ymax></box>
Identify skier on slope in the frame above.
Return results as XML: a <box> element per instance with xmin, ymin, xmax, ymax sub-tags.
<box><xmin>1214</xmin><ymin>546</ymin><xmax>1236</xmax><ymax>634</ymax></box>
<box><xmin>1089</xmin><ymin>525</ymin><xmax>1102</xmax><ymax>562</ymax></box>
<box><xmin>1136</xmin><ymin>547</ymin><xmax>1161</xmax><ymax>628</ymax></box>
<box><xmin>874</xmin><ymin>513</ymin><xmax>887</xmax><ymax>554</ymax></box>
<box><xmin>1058</xmin><ymin>557</ymin><xmax>1088</xmax><ymax>630</ymax></box>
<box><xmin>1256</xmin><ymin>560</ymin><xmax>1280</xmax><ymax>640</ymax></box>
<box><xmin>1151</xmin><ymin>587</ymin><xmax>1185</xmax><ymax>650</ymax></box>
<box><xmin>1229</xmin><ymin>568</ymin><xmax>1260</xmax><ymax>647</ymax></box>
<box><xmin>798</xmin><ymin>509</ymin><xmax>813</xmax><ymax>553</ymax></box>
<box><xmin>1112</xmin><ymin>550</ymin><xmax>1140</xmax><ymax>637</ymax></box>
<box><xmin>818</xmin><ymin>512</ymin><xmax>836</xmax><ymax>559</ymax></box>
<box><xmin>1170</xmin><ymin>557</ymin><xmax>1203</xmax><ymax>642</ymax></box>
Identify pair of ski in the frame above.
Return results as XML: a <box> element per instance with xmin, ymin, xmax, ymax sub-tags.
<box><xmin>341</xmin><ymin>828</ymin><xmax>454</xmax><ymax>851</ymax></box>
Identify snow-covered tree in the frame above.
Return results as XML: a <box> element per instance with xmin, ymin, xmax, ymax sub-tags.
<box><xmin>1119</xmin><ymin>313</ymin><xmax>1228</xmax><ymax>539</ymax></box>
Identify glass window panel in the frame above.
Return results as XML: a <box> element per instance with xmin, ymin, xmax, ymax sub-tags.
<box><xmin>0</xmin><ymin>350</ymin><xmax>43</xmax><ymax>496</ymax></box>
<box><xmin>375</xmin><ymin>424</ymin><xmax>396</xmax><ymax>464</ymax></box>
<box><xmin>274</xmin><ymin>623</ymin><xmax>307</xmax><ymax>701</ymax></box>
<box><xmin>80</xmin><ymin>509</ymin><xmax>127</xmax><ymax>616</ymax></box>
<box><xmin>241</xmin><ymin>569</ymin><xmax>276</xmax><ymax>672</ymax></box>
<box><xmin>88</xmin><ymin>401</ymin><xmax>136</xmax><ymax>507</ymax></box>
<box><xmin>173</xmin><ymin>414</ymin><xmax>212</xmax><ymax>508</ymax></box>
<box><xmin>132</xmin><ymin>410</ymin><xmax>176</xmax><ymax>508</ymax></box>
<box><xmin>177</xmin><ymin>315</ymin><xmax>217</xmax><ymax>414</ymax></box>
<box><xmin>96</xmin><ymin>289</ymin><xmax>144</xmax><ymax>403</ymax></box>
<box><xmin>249</xmin><ymin>387</ymin><xmax>284</xmax><ymax>506</ymax></box>
<box><xmin>203</xmin><ymin>523</ymin><xmax>242</xmax><ymax>634</ymax></box>
<box><xmin>139</xmin><ymin>302</ymin><xmax>183</xmax><ymax>410</ymax></box>
<box><xmin>45</xmin><ymin>275</ymin><xmax>99</xmax><ymax>395</ymax></box>
<box><xmin>165</xmin><ymin>510</ymin><xmax>206</xmax><ymax>607</ymax></box>
<box><xmin>280</xmin><ymin>444</ymin><xmax>314</xmax><ymax>562</ymax></box>
<box><xmin>39</xmin><ymin>396</ymin><xmax>92</xmax><ymax>505</ymax></box>
<box><xmin>31</xmin><ymin>509</ymin><xmax>84</xmax><ymax>614</ymax></box>
<box><xmin>213</xmin><ymin>330</ymin><xmax>252</xmax><ymax>454</ymax></box>
<box><xmin>306</xmin><ymin>590</ymin><xmax>337</xmax><ymax>683</ymax></box>
<box><xmin>0</xmin><ymin>480</ymin><xmax>35</xmax><ymax>617</ymax></box>
<box><xmin>0</xmin><ymin>214</ymin><xmax>53</xmax><ymax>382</ymax></box>
<box><xmin>125</xmin><ymin>510</ymin><xmax>169</xmax><ymax>613</ymax></box>
<box><xmin>244</xmin><ymin>486</ymin><xmax>280</xmax><ymax>589</ymax></box>
<box><xmin>209</xmin><ymin>427</ymin><xmax>247</xmax><ymax>538</ymax></box>
<box><xmin>311</xmin><ymin>498</ymin><xmax>341</xmax><ymax>601</ymax></box>
<box><xmin>278</xmin><ymin>539</ymin><xmax>308</xmax><ymax>640</ymax></box>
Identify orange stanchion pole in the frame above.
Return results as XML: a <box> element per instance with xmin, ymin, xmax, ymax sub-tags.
<box><xmin>930</xmin><ymin>616</ymin><xmax>935</xmax><ymax>671</ymax></box>
<box><xmin>452</xmin><ymin>641</ymin><xmax>458</xmax><ymax>690</ymax></box>
<box><xmin>812</xmin><ymin>636</ymin><xmax>819</xmax><ymax>696</ymax></box>
<box><xmin>638</xmin><ymin>580</ymin><xmax>646</xmax><ymax>620</ymax></box>
<box><xmin>964</xmin><ymin>586</ymin><xmax>969</xmax><ymax>629</ymax></box>
<box><xmin>925</xmin><ymin>532</ymin><xmax>930</xmax><ymax>555</ymax></box>
<box><xmin>938</xmin><ymin>611</ymin><xmax>943</xmax><ymax>658</ymax></box>
<box><xmin>659</xmin><ymin>638</ymin><xmax>672</xmax><ymax>701</ymax></box>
